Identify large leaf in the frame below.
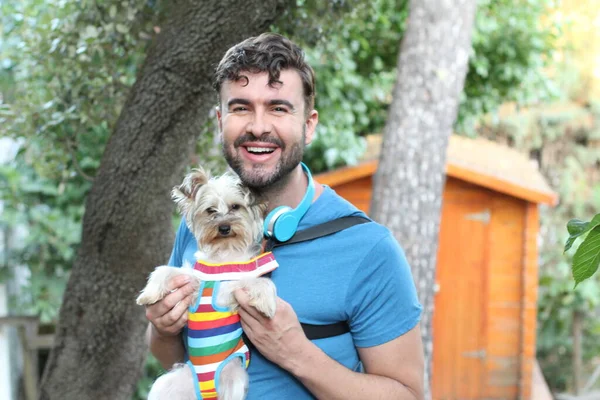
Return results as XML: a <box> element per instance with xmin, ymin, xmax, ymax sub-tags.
<box><xmin>564</xmin><ymin>213</ymin><xmax>600</xmax><ymax>253</ymax></box>
<box><xmin>572</xmin><ymin>225</ymin><xmax>600</xmax><ymax>287</ymax></box>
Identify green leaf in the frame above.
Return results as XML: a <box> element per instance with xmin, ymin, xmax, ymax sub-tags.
<box><xmin>82</xmin><ymin>25</ymin><xmax>99</xmax><ymax>39</ymax></box>
<box><xmin>564</xmin><ymin>219</ymin><xmax>589</xmax><ymax>252</ymax></box>
<box><xmin>115</xmin><ymin>24</ymin><xmax>129</xmax><ymax>34</ymax></box>
<box><xmin>564</xmin><ymin>214</ymin><xmax>600</xmax><ymax>253</ymax></box>
<box><xmin>573</xmin><ymin>225</ymin><xmax>600</xmax><ymax>287</ymax></box>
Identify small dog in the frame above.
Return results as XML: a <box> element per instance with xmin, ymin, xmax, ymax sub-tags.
<box><xmin>136</xmin><ymin>167</ymin><xmax>278</xmax><ymax>400</ymax></box>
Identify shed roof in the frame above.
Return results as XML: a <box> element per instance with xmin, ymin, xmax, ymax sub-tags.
<box><xmin>315</xmin><ymin>134</ymin><xmax>558</xmax><ymax>206</ymax></box>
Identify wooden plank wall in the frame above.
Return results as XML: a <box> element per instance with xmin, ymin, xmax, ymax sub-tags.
<box><xmin>519</xmin><ymin>202</ymin><xmax>540</xmax><ymax>399</ymax></box>
<box><xmin>484</xmin><ymin>192</ymin><xmax>526</xmax><ymax>398</ymax></box>
<box><xmin>433</xmin><ymin>178</ymin><xmax>491</xmax><ymax>399</ymax></box>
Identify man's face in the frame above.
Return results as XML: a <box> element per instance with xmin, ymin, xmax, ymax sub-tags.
<box><xmin>217</xmin><ymin>69</ymin><xmax>318</xmax><ymax>190</ymax></box>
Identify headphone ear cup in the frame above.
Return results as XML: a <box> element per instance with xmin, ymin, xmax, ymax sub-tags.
<box><xmin>262</xmin><ymin>162</ymin><xmax>314</xmax><ymax>242</ymax></box>
<box><xmin>272</xmin><ymin>212</ymin><xmax>300</xmax><ymax>242</ymax></box>
<box><xmin>264</xmin><ymin>206</ymin><xmax>293</xmax><ymax>238</ymax></box>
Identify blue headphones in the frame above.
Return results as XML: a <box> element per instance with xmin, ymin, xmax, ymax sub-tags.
<box><xmin>263</xmin><ymin>162</ymin><xmax>315</xmax><ymax>242</ymax></box>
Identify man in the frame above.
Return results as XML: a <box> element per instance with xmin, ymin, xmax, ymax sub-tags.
<box><xmin>145</xmin><ymin>33</ymin><xmax>424</xmax><ymax>399</ymax></box>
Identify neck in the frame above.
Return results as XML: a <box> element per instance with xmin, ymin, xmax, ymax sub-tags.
<box><xmin>263</xmin><ymin>164</ymin><xmax>312</xmax><ymax>212</ymax></box>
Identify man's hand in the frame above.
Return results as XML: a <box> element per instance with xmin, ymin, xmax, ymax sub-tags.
<box><xmin>234</xmin><ymin>289</ymin><xmax>310</xmax><ymax>372</ymax></box>
<box><xmin>145</xmin><ymin>275</ymin><xmax>196</xmax><ymax>337</ymax></box>
<box><xmin>234</xmin><ymin>289</ymin><xmax>423</xmax><ymax>400</ymax></box>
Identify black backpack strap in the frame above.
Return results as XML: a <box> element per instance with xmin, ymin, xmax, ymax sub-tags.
<box><xmin>301</xmin><ymin>321</ymin><xmax>350</xmax><ymax>340</ymax></box>
<box><xmin>243</xmin><ymin>320</ymin><xmax>350</xmax><ymax>354</ymax></box>
<box><xmin>260</xmin><ymin>215</ymin><xmax>371</xmax><ymax>341</ymax></box>
<box><xmin>267</xmin><ymin>215</ymin><xmax>371</xmax><ymax>251</ymax></box>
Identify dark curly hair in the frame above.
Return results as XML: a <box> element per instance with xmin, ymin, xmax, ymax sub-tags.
<box><xmin>213</xmin><ymin>33</ymin><xmax>316</xmax><ymax>115</ymax></box>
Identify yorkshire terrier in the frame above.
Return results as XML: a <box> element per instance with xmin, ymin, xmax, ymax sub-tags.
<box><xmin>136</xmin><ymin>167</ymin><xmax>279</xmax><ymax>400</ymax></box>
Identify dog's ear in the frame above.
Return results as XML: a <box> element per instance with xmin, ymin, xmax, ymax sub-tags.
<box><xmin>171</xmin><ymin>167</ymin><xmax>210</xmax><ymax>218</ymax></box>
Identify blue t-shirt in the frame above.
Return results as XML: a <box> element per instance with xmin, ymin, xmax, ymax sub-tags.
<box><xmin>168</xmin><ymin>185</ymin><xmax>422</xmax><ymax>399</ymax></box>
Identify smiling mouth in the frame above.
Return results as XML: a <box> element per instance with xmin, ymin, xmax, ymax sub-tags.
<box><xmin>245</xmin><ymin>146</ymin><xmax>276</xmax><ymax>155</ymax></box>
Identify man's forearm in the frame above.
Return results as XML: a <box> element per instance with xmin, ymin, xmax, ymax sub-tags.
<box><xmin>285</xmin><ymin>341</ymin><xmax>421</xmax><ymax>400</ymax></box>
<box><xmin>146</xmin><ymin>323</ymin><xmax>185</xmax><ymax>370</ymax></box>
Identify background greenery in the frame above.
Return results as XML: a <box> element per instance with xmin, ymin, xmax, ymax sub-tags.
<box><xmin>2</xmin><ymin>0</ymin><xmax>597</xmax><ymax>396</ymax></box>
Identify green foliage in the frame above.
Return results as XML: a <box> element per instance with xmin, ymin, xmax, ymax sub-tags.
<box><xmin>1</xmin><ymin>0</ymin><xmax>158</xmax><ymax>181</ymax></box>
<box><xmin>0</xmin><ymin>158</ymin><xmax>78</xmax><ymax>321</ymax></box>
<box><xmin>565</xmin><ymin>214</ymin><xmax>600</xmax><ymax>286</ymax></box>
<box><xmin>536</xmin><ymin>288</ymin><xmax>600</xmax><ymax>391</ymax></box>
<box><xmin>302</xmin><ymin>40</ymin><xmax>395</xmax><ymax>172</ymax></box>
<box><xmin>0</xmin><ymin>0</ymin><xmax>159</xmax><ymax>322</ymax></box>
<box><xmin>277</xmin><ymin>0</ymin><xmax>562</xmax><ymax>171</ymax></box>
<box><xmin>276</xmin><ymin>0</ymin><xmax>408</xmax><ymax>173</ymax></box>
<box><xmin>458</xmin><ymin>0</ymin><xmax>562</xmax><ymax>134</ymax></box>
<box><xmin>564</xmin><ymin>216</ymin><xmax>600</xmax><ymax>253</ymax></box>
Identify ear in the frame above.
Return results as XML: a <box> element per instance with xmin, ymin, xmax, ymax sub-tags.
<box><xmin>304</xmin><ymin>109</ymin><xmax>318</xmax><ymax>145</ymax></box>
<box><xmin>216</xmin><ymin>106</ymin><xmax>223</xmax><ymax>134</ymax></box>
<box><xmin>171</xmin><ymin>167</ymin><xmax>210</xmax><ymax>218</ymax></box>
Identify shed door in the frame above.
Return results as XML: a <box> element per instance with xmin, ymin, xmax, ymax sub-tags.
<box><xmin>432</xmin><ymin>190</ymin><xmax>491</xmax><ymax>400</ymax></box>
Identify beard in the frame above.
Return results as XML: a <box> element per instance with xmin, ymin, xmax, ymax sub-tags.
<box><xmin>223</xmin><ymin>127</ymin><xmax>306</xmax><ymax>191</ymax></box>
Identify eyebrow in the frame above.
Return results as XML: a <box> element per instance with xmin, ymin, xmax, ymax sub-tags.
<box><xmin>227</xmin><ymin>98</ymin><xmax>251</xmax><ymax>107</ymax></box>
<box><xmin>226</xmin><ymin>98</ymin><xmax>296</xmax><ymax>111</ymax></box>
<box><xmin>268</xmin><ymin>99</ymin><xmax>295</xmax><ymax>110</ymax></box>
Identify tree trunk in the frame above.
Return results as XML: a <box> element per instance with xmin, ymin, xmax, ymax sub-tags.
<box><xmin>39</xmin><ymin>1</ymin><xmax>288</xmax><ymax>399</ymax></box>
<box><xmin>369</xmin><ymin>1</ymin><xmax>477</xmax><ymax>398</ymax></box>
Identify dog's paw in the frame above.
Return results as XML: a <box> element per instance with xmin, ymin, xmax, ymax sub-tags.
<box><xmin>215</xmin><ymin>278</ymin><xmax>277</xmax><ymax>318</ymax></box>
<box><xmin>136</xmin><ymin>280</ymin><xmax>169</xmax><ymax>305</ymax></box>
<box><xmin>136</xmin><ymin>289</ymin><xmax>163</xmax><ymax>306</ymax></box>
<box><xmin>246</xmin><ymin>278</ymin><xmax>277</xmax><ymax>319</ymax></box>
<box><xmin>136</xmin><ymin>266</ymin><xmax>185</xmax><ymax>305</ymax></box>
<box><xmin>249</xmin><ymin>295</ymin><xmax>276</xmax><ymax>319</ymax></box>
<box><xmin>214</xmin><ymin>282</ymin><xmax>240</xmax><ymax>311</ymax></box>
<box><xmin>148</xmin><ymin>363</ymin><xmax>197</xmax><ymax>400</ymax></box>
<box><xmin>218</xmin><ymin>358</ymin><xmax>248</xmax><ymax>400</ymax></box>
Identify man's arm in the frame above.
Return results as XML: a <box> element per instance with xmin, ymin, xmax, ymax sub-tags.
<box><xmin>145</xmin><ymin>275</ymin><xmax>196</xmax><ymax>369</ymax></box>
<box><xmin>146</xmin><ymin>323</ymin><xmax>186</xmax><ymax>369</ymax></box>
<box><xmin>292</xmin><ymin>324</ymin><xmax>424</xmax><ymax>400</ymax></box>
<box><xmin>235</xmin><ymin>292</ymin><xmax>425</xmax><ymax>400</ymax></box>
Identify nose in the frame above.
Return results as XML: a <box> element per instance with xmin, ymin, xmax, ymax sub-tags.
<box><xmin>247</xmin><ymin>111</ymin><xmax>271</xmax><ymax>137</ymax></box>
<box><xmin>218</xmin><ymin>225</ymin><xmax>231</xmax><ymax>236</ymax></box>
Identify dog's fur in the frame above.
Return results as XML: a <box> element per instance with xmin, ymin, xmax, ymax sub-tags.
<box><xmin>136</xmin><ymin>167</ymin><xmax>277</xmax><ymax>400</ymax></box>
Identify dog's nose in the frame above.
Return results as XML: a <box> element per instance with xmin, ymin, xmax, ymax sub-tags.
<box><xmin>218</xmin><ymin>225</ymin><xmax>231</xmax><ymax>236</ymax></box>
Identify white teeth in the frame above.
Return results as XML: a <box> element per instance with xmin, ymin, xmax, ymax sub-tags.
<box><xmin>246</xmin><ymin>147</ymin><xmax>275</xmax><ymax>153</ymax></box>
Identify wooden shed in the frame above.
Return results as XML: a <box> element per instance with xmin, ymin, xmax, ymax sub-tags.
<box><xmin>314</xmin><ymin>134</ymin><xmax>558</xmax><ymax>400</ymax></box>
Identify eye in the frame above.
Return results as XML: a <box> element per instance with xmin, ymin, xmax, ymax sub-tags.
<box><xmin>206</xmin><ymin>208</ymin><xmax>217</xmax><ymax>215</ymax></box>
<box><xmin>273</xmin><ymin>106</ymin><xmax>287</xmax><ymax>113</ymax></box>
<box><xmin>231</xmin><ymin>204</ymin><xmax>240</xmax><ymax>211</ymax></box>
<box><xmin>232</xmin><ymin>106</ymin><xmax>248</xmax><ymax>112</ymax></box>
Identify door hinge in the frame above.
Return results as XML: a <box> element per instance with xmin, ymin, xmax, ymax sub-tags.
<box><xmin>464</xmin><ymin>209</ymin><xmax>491</xmax><ymax>224</ymax></box>
<box><xmin>462</xmin><ymin>349</ymin><xmax>486</xmax><ymax>359</ymax></box>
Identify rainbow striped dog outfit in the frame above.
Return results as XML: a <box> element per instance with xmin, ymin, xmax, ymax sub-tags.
<box><xmin>186</xmin><ymin>252</ymin><xmax>278</xmax><ymax>400</ymax></box>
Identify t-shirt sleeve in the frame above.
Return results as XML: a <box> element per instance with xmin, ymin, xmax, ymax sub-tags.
<box><xmin>168</xmin><ymin>218</ymin><xmax>189</xmax><ymax>267</ymax></box>
<box><xmin>346</xmin><ymin>232</ymin><xmax>422</xmax><ymax>348</ymax></box>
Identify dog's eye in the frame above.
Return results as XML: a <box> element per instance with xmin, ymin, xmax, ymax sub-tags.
<box><xmin>231</xmin><ymin>204</ymin><xmax>240</xmax><ymax>211</ymax></box>
<box><xmin>206</xmin><ymin>208</ymin><xmax>217</xmax><ymax>215</ymax></box>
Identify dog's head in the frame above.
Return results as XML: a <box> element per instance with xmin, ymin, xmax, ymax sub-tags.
<box><xmin>172</xmin><ymin>167</ymin><xmax>266</xmax><ymax>258</ymax></box>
